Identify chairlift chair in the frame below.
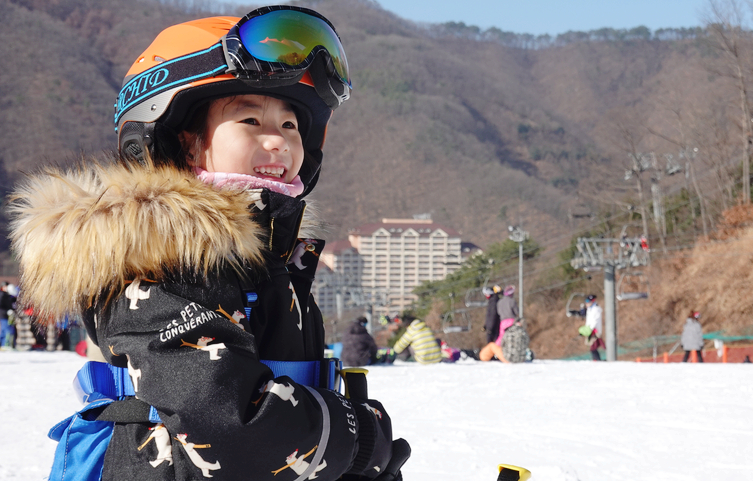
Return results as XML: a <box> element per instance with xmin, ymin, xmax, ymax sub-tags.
<box><xmin>464</xmin><ymin>288</ymin><xmax>488</xmax><ymax>308</ymax></box>
<box><xmin>565</xmin><ymin>292</ymin><xmax>586</xmax><ymax>317</ymax></box>
<box><xmin>464</xmin><ymin>259</ymin><xmax>496</xmax><ymax>308</ymax></box>
<box><xmin>616</xmin><ymin>272</ymin><xmax>649</xmax><ymax>301</ymax></box>
<box><xmin>442</xmin><ymin>308</ymin><xmax>472</xmax><ymax>333</ymax></box>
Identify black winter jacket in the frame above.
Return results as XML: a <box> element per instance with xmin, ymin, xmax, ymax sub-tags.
<box><xmin>0</xmin><ymin>291</ymin><xmax>16</xmax><ymax>313</ymax></box>
<box><xmin>10</xmin><ymin>161</ymin><xmax>396</xmax><ymax>481</ymax></box>
<box><xmin>483</xmin><ymin>293</ymin><xmax>500</xmax><ymax>344</ymax></box>
<box><xmin>341</xmin><ymin>321</ymin><xmax>378</xmax><ymax>367</ymax></box>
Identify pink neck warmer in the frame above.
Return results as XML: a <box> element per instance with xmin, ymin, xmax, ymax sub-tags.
<box><xmin>194</xmin><ymin>167</ymin><xmax>305</xmax><ymax>197</ymax></box>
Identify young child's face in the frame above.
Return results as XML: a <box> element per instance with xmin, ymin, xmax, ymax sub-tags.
<box><xmin>189</xmin><ymin>94</ymin><xmax>304</xmax><ymax>183</ymax></box>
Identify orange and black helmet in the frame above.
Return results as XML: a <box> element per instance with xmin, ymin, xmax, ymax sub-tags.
<box><xmin>115</xmin><ymin>5</ymin><xmax>351</xmax><ymax>196</ymax></box>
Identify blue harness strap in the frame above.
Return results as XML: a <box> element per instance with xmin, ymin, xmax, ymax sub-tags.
<box><xmin>73</xmin><ymin>361</ymin><xmax>132</xmax><ymax>402</ymax></box>
<box><xmin>68</xmin><ymin>358</ymin><xmax>342</xmax><ymax>427</ymax></box>
<box><xmin>261</xmin><ymin>358</ymin><xmax>342</xmax><ymax>391</ymax></box>
<box><xmin>73</xmin><ymin>362</ymin><xmax>161</xmax><ymax>423</ymax></box>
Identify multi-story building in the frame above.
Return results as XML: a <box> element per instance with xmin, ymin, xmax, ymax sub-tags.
<box><xmin>313</xmin><ymin>218</ymin><xmax>465</xmax><ymax>318</ymax></box>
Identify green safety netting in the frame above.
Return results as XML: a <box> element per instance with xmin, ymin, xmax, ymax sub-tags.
<box><xmin>561</xmin><ymin>328</ymin><xmax>753</xmax><ymax>360</ymax></box>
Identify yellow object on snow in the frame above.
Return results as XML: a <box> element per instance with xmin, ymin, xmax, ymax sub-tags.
<box><xmin>498</xmin><ymin>464</ymin><xmax>531</xmax><ymax>481</ymax></box>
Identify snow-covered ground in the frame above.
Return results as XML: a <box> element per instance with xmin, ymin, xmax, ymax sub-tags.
<box><xmin>2</xmin><ymin>350</ymin><xmax>751</xmax><ymax>481</ymax></box>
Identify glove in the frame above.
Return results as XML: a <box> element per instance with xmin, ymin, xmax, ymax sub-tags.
<box><xmin>372</xmin><ymin>438</ymin><xmax>411</xmax><ymax>481</ymax></box>
<box><xmin>340</xmin><ymin>371</ymin><xmax>410</xmax><ymax>481</ymax></box>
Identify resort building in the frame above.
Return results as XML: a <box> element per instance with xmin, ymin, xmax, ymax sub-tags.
<box><xmin>313</xmin><ymin>218</ymin><xmax>466</xmax><ymax>318</ymax></box>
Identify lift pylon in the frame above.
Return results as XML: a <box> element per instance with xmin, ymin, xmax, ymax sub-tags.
<box><xmin>570</xmin><ymin>236</ymin><xmax>649</xmax><ymax>361</ymax></box>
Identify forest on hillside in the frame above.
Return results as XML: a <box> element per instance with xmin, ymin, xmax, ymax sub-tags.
<box><xmin>1</xmin><ymin>0</ymin><xmax>752</xmax><ymax>358</ymax></box>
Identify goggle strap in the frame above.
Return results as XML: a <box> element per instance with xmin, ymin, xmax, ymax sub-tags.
<box><xmin>309</xmin><ymin>54</ymin><xmax>346</xmax><ymax>109</ymax></box>
<box><xmin>115</xmin><ymin>43</ymin><xmax>228</xmax><ymax>127</ymax></box>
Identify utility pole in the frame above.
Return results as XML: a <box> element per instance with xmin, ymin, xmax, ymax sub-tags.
<box><xmin>508</xmin><ymin>225</ymin><xmax>529</xmax><ymax>319</ymax></box>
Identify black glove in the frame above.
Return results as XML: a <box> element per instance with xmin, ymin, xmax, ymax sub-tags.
<box><xmin>372</xmin><ymin>438</ymin><xmax>411</xmax><ymax>481</ymax></box>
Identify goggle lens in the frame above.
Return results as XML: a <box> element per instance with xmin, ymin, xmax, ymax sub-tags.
<box><xmin>238</xmin><ymin>10</ymin><xmax>350</xmax><ymax>86</ymax></box>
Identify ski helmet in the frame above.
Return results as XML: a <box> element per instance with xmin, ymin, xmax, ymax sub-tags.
<box><xmin>114</xmin><ymin>5</ymin><xmax>351</xmax><ymax>197</ymax></box>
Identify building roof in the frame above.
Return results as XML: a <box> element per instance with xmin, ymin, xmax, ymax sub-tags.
<box><xmin>315</xmin><ymin>262</ymin><xmax>334</xmax><ymax>274</ymax></box>
<box><xmin>350</xmin><ymin>218</ymin><xmax>460</xmax><ymax>237</ymax></box>
<box><xmin>322</xmin><ymin>239</ymin><xmax>355</xmax><ymax>255</ymax></box>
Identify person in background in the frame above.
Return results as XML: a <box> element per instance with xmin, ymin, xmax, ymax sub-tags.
<box><xmin>581</xmin><ymin>294</ymin><xmax>605</xmax><ymax>361</ymax></box>
<box><xmin>392</xmin><ymin>316</ymin><xmax>441</xmax><ymax>364</ymax></box>
<box><xmin>681</xmin><ymin>311</ymin><xmax>704</xmax><ymax>362</ymax></box>
<box><xmin>0</xmin><ymin>282</ymin><xmax>17</xmax><ymax>349</ymax></box>
<box><xmin>482</xmin><ymin>285</ymin><xmax>500</xmax><ymax>345</ymax></box>
<box><xmin>476</xmin><ymin>285</ymin><xmax>518</xmax><ymax>363</ymax></box>
<box><xmin>341</xmin><ymin>316</ymin><xmax>378</xmax><ymax>367</ymax></box>
<box><xmin>478</xmin><ymin>338</ymin><xmax>510</xmax><ymax>363</ymax></box>
<box><xmin>495</xmin><ymin>285</ymin><xmax>519</xmax><ymax>345</ymax></box>
<box><xmin>54</xmin><ymin>315</ymin><xmax>72</xmax><ymax>351</ymax></box>
<box><xmin>439</xmin><ymin>340</ymin><xmax>461</xmax><ymax>363</ymax></box>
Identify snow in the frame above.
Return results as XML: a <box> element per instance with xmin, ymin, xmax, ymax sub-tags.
<box><xmin>2</xmin><ymin>350</ymin><xmax>752</xmax><ymax>481</ymax></box>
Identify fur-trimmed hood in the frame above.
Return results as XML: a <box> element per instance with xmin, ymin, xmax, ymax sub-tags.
<box><xmin>9</xmin><ymin>159</ymin><xmax>320</xmax><ymax>321</ymax></box>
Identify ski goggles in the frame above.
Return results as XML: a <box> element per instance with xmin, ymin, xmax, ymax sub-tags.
<box><xmin>114</xmin><ymin>6</ymin><xmax>350</xmax><ymax>130</ymax></box>
<box><xmin>226</xmin><ymin>6</ymin><xmax>351</xmax><ymax>89</ymax></box>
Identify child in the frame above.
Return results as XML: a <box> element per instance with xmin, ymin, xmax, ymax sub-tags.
<box><xmin>10</xmin><ymin>6</ymin><xmax>408</xmax><ymax>481</ymax></box>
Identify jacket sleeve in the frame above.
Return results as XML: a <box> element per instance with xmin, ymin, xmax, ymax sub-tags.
<box><xmin>96</xmin><ymin>273</ymin><xmax>393</xmax><ymax>481</ymax></box>
<box><xmin>392</xmin><ymin>327</ymin><xmax>414</xmax><ymax>354</ymax></box>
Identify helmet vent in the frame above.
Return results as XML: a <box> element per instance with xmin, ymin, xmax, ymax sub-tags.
<box><xmin>154</xmin><ymin>56</ymin><xmax>166</xmax><ymax>63</ymax></box>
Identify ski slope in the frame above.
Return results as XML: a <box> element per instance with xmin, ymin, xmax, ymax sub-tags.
<box><xmin>2</xmin><ymin>350</ymin><xmax>751</xmax><ymax>481</ymax></box>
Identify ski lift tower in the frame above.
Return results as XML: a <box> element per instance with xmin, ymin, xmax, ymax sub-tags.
<box><xmin>570</xmin><ymin>236</ymin><xmax>649</xmax><ymax>361</ymax></box>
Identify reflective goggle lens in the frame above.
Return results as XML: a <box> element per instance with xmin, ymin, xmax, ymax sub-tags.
<box><xmin>238</xmin><ymin>9</ymin><xmax>350</xmax><ymax>86</ymax></box>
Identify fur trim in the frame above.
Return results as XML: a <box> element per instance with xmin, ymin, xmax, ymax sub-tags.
<box><xmin>298</xmin><ymin>200</ymin><xmax>327</xmax><ymax>240</ymax></box>
<box><xmin>9</xmin><ymin>159</ymin><xmax>267</xmax><ymax>320</ymax></box>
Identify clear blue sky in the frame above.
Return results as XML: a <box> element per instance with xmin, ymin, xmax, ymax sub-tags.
<box><xmin>373</xmin><ymin>0</ymin><xmax>710</xmax><ymax>36</ymax></box>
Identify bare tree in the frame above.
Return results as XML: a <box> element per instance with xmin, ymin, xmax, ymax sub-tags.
<box><xmin>610</xmin><ymin>112</ymin><xmax>652</xmax><ymax>245</ymax></box>
<box><xmin>647</xmin><ymin>106</ymin><xmax>711</xmax><ymax>238</ymax></box>
<box><xmin>705</xmin><ymin>0</ymin><xmax>752</xmax><ymax>204</ymax></box>
<box><xmin>691</xmin><ymin>99</ymin><xmax>739</xmax><ymax>211</ymax></box>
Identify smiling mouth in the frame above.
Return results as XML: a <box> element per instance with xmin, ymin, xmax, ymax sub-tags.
<box><xmin>254</xmin><ymin>166</ymin><xmax>286</xmax><ymax>179</ymax></box>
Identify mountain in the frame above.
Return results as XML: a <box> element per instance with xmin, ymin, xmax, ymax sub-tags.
<box><xmin>1</xmin><ymin>0</ymin><xmax>732</xmax><ymax>251</ymax></box>
<box><xmin>2</xmin><ymin>0</ymin><xmax>751</xmax><ymax>359</ymax></box>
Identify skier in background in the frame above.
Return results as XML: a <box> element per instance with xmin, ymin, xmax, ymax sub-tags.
<box><xmin>681</xmin><ymin>311</ymin><xmax>704</xmax><ymax>362</ymax></box>
<box><xmin>482</xmin><ymin>286</ymin><xmax>500</xmax><ymax>344</ymax></box>
<box><xmin>0</xmin><ymin>282</ymin><xmax>17</xmax><ymax>349</ymax></box>
<box><xmin>495</xmin><ymin>285</ymin><xmax>519</xmax><ymax>345</ymax></box>
<box><xmin>391</xmin><ymin>315</ymin><xmax>441</xmax><ymax>364</ymax></box>
<box><xmin>581</xmin><ymin>294</ymin><xmax>605</xmax><ymax>361</ymax></box>
<box><xmin>341</xmin><ymin>316</ymin><xmax>378</xmax><ymax>367</ymax></box>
